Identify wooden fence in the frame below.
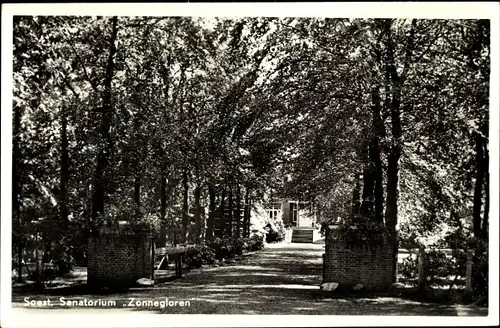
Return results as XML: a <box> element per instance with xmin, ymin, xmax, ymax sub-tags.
<box><xmin>413</xmin><ymin>246</ymin><xmax>476</xmax><ymax>297</ymax></box>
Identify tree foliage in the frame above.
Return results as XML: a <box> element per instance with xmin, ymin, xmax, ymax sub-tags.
<box><xmin>12</xmin><ymin>17</ymin><xmax>490</xmax><ymax>283</ymax></box>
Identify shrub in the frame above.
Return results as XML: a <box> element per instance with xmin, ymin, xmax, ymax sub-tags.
<box><xmin>472</xmin><ymin>251</ymin><xmax>488</xmax><ymax>300</ymax></box>
<box><xmin>240</xmin><ymin>238</ymin><xmax>251</xmax><ymax>252</ymax></box>
<box><xmin>38</xmin><ymin>241</ymin><xmax>76</xmax><ymax>276</ymax></box>
<box><xmin>399</xmin><ymin>248</ymin><xmax>468</xmax><ymax>285</ymax></box>
<box><xmin>319</xmin><ymin>220</ymin><xmax>336</xmax><ymax>237</ymax></box>
<box><xmin>184</xmin><ymin>247</ymin><xmax>204</xmax><ymax>269</ymax></box>
<box><xmin>184</xmin><ymin>235</ymin><xmax>265</xmax><ymax>269</ymax></box>
<box><xmin>26</xmin><ymin>243</ymin><xmax>76</xmax><ymax>283</ymax></box>
<box><xmin>248</xmin><ymin>234</ymin><xmax>265</xmax><ymax>251</ymax></box>
<box><xmin>208</xmin><ymin>237</ymin><xmax>235</xmax><ymax>260</ymax></box>
<box><xmin>425</xmin><ymin>249</ymin><xmax>459</xmax><ymax>281</ymax></box>
<box><xmin>184</xmin><ymin>245</ymin><xmax>216</xmax><ymax>269</ymax></box>
<box><xmin>400</xmin><ymin>256</ymin><xmax>418</xmax><ymax>283</ymax></box>
<box><xmin>264</xmin><ymin>223</ymin><xmax>284</xmax><ymax>243</ymax></box>
<box><xmin>232</xmin><ymin>238</ymin><xmax>245</xmax><ymax>256</ymax></box>
<box><xmin>27</xmin><ymin>265</ymin><xmax>57</xmax><ymax>283</ymax></box>
<box><xmin>241</xmin><ymin>236</ymin><xmax>265</xmax><ymax>252</ymax></box>
<box><xmin>199</xmin><ymin>245</ymin><xmax>216</xmax><ymax>265</ymax></box>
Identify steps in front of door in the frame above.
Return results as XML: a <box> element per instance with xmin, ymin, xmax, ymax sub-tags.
<box><xmin>291</xmin><ymin>228</ymin><xmax>314</xmax><ymax>243</ymax></box>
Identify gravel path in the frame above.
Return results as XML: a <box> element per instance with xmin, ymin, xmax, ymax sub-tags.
<box><xmin>11</xmin><ymin>243</ymin><xmax>488</xmax><ymax>317</ymax></box>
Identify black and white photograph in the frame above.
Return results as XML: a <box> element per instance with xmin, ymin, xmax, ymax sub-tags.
<box><xmin>1</xmin><ymin>2</ymin><xmax>499</xmax><ymax>327</ymax></box>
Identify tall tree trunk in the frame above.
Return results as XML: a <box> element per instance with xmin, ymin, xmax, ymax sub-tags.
<box><xmin>482</xmin><ymin>139</ymin><xmax>489</xmax><ymax>240</ymax></box>
<box><xmin>59</xmin><ymin>108</ymin><xmax>69</xmax><ymax>228</ymax></box>
<box><xmin>132</xmin><ymin>108</ymin><xmax>143</xmax><ymax>221</ymax></box>
<box><xmin>158</xmin><ymin>173</ymin><xmax>167</xmax><ymax>247</ymax></box>
<box><xmin>235</xmin><ymin>185</ymin><xmax>241</xmax><ymax>238</ymax></box>
<box><xmin>157</xmin><ymin>48</ymin><xmax>171</xmax><ymax>247</ymax></box>
<box><xmin>13</xmin><ymin>105</ymin><xmax>24</xmax><ymax>282</ymax></box>
<box><xmin>383</xmin><ymin>19</ymin><xmax>415</xmax><ymax>282</ymax></box>
<box><xmin>134</xmin><ymin>173</ymin><xmax>141</xmax><ymax>219</ymax></box>
<box><xmin>206</xmin><ymin>184</ymin><xmax>216</xmax><ymax>242</ymax></box>
<box><xmin>243</xmin><ymin>189</ymin><xmax>251</xmax><ymax>238</ymax></box>
<box><xmin>463</xmin><ymin>20</ymin><xmax>489</xmax><ymax>248</ymax></box>
<box><xmin>194</xmin><ymin>182</ymin><xmax>202</xmax><ymax>244</ymax></box>
<box><xmin>247</xmin><ymin>198</ymin><xmax>252</xmax><ymax>238</ymax></box>
<box><xmin>385</xmin><ymin>82</ymin><xmax>402</xmax><ymax>283</ymax></box>
<box><xmin>218</xmin><ymin>188</ymin><xmax>226</xmax><ymax>238</ymax></box>
<box><xmin>361</xmin><ymin>140</ymin><xmax>375</xmax><ymax>219</ymax></box>
<box><xmin>243</xmin><ymin>189</ymin><xmax>249</xmax><ymax>238</ymax></box>
<box><xmin>371</xmin><ymin>86</ymin><xmax>385</xmax><ymax>223</ymax></box>
<box><xmin>472</xmin><ymin>132</ymin><xmax>485</xmax><ymax>239</ymax></box>
<box><xmin>351</xmin><ymin>172</ymin><xmax>362</xmax><ymax>217</ymax></box>
<box><xmin>165</xmin><ymin>177</ymin><xmax>177</xmax><ymax>245</ymax></box>
<box><xmin>384</xmin><ymin>41</ymin><xmax>403</xmax><ymax>237</ymax></box>
<box><xmin>91</xmin><ymin>16</ymin><xmax>118</xmax><ymax>222</ymax></box>
<box><xmin>228</xmin><ymin>187</ymin><xmax>233</xmax><ymax>238</ymax></box>
<box><xmin>35</xmin><ymin>240</ymin><xmax>41</xmax><ymax>287</ymax></box>
<box><xmin>181</xmin><ymin>170</ymin><xmax>189</xmax><ymax>244</ymax></box>
<box><xmin>383</xmin><ymin>18</ymin><xmax>413</xmax><ymax>234</ymax></box>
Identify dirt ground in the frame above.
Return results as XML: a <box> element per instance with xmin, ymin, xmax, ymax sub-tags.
<box><xmin>10</xmin><ymin>243</ymin><xmax>488</xmax><ymax>318</ymax></box>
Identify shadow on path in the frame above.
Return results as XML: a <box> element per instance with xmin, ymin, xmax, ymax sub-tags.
<box><xmin>12</xmin><ymin>243</ymin><xmax>487</xmax><ymax>316</ymax></box>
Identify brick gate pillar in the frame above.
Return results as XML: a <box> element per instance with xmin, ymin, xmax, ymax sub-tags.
<box><xmin>87</xmin><ymin>225</ymin><xmax>153</xmax><ymax>288</ymax></box>
<box><xmin>323</xmin><ymin>225</ymin><xmax>394</xmax><ymax>291</ymax></box>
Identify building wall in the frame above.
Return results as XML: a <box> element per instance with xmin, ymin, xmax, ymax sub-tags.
<box><xmin>87</xmin><ymin>227</ymin><xmax>153</xmax><ymax>287</ymax></box>
<box><xmin>251</xmin><ymin>199</ymin><xmax>317</xmax><ymax>229</ymax></box>
<box><xmin>324</xmin><ymin>226</ymin><xmax>393</xmax><ymax>291</ymax></box>
<box><xmin>296</xmin><ymin>208</ymin><xmax>315</xmax><ymax>227</ymax></box>
<box><xmin>287</xmin><ymin>201</ymin><xmax>315</xmax><ymax>228</ymax></box>
<box><xmin>281</xmin><ymin>199</ymin><xmax>291</xmax><ymax>226</ymax></box>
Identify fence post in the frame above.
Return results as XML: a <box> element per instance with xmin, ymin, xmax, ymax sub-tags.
<box><xmin>417</xmin><ymin>245</ymin><xmax>425</xmax><ymax>291</ymax></box>
<box><xmin>464</xmin><ymin>249</ymin><xmax>473</xmax><ymax>301</ymax></box>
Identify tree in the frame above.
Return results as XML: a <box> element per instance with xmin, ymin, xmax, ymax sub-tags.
<box><xmin>90</xmin><ymin>16</ymin><xmax>118</xmax><ymax>222</ymax></box>
<box><xmin>12</xmin><ymin>17</ymin><xmax>490</xmax><ymax>286</ymax></box>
